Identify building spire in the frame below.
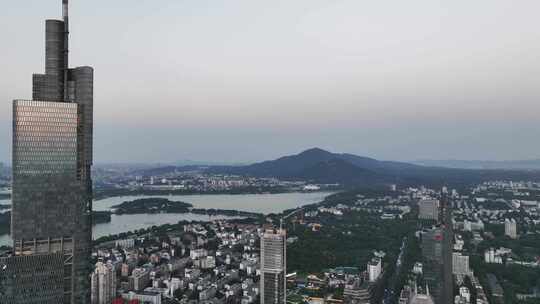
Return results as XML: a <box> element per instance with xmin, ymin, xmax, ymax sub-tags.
<box><xmin>62</xmin><ymin>0</ymin><xmax>69</xmax><ymax>100</ymax></box>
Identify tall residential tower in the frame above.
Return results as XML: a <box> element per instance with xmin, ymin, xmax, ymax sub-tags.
<box><xmin>260</xmin><ymin>229</ymin><xmax>286</xmax><ymax>304</ymax></box>
<box><xmin>2</xmin><ymin>1</ymin><xmax>94</xmax><ymax>303</ymax></box>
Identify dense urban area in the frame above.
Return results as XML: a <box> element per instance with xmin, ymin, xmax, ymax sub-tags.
<box><xmin>2</xmin><ymin>162</ymin><xmax>540</xmax><ymax>303</ymax></box>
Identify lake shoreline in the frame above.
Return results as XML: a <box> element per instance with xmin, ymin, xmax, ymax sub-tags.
<box><xmin>0</xmin><ymin>191</ymin><xmax>333</xmax><ymax>247</ymax></box>
<box><xmin>93</xmin><ymin>189</ymin><xmax>333</xmax><ymax>201</ymax></box>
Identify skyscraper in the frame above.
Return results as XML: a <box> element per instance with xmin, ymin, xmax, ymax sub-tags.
<box><xmin>260</xmin><ymin>229</ymin><xmax>286</xmax><ymax>304</ymax></box>
<box><xmin>4</xmin><ymin>1</ymin><xmax>94</xmax><ymax>303</ymax></box>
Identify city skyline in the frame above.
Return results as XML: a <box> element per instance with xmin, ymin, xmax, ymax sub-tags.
<box><xmin>2</xmin><ymin>0</ymin><xmax>540</xmax><ymax>163</ymax></box>
<box><xmin>1</xmin><ymin>2</ymin><xmax>539</xmax><ymax>304</ymax></box>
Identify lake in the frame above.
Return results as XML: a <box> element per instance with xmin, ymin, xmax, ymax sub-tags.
<box><xmin>0</xmin><ymin>191</ymin><xmax>331</xmax><ymax>246</ymax></box>
<box><xmin>93</xmin><ymin>192</ymin><xmax>331</xmax><ymax>214</ymax></box>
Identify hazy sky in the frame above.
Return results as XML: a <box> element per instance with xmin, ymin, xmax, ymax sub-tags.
<box><xmin>2</xmin><ymin>0</ymin><xmax>540</xmax><ymax>163</ymax></box>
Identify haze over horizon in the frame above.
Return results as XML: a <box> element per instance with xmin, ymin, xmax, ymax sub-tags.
<box><xmin>2</xmin><ymin>0</ymin><xmax>540</xmax><ymax>163</ymax></box>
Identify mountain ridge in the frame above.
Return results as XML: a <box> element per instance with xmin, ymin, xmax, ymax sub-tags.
<box><xmin>206</xmin><ymin>148</ymin><xmax>540</xmax><ymax>188</ymax></box>
<box><xmin>130</xmin><ymin>148</ymin><xmax>540</xmax><ymax>189</ymax></box>
<box><xmin>206</xmin><ymin>147</ymin><xmax>421</xmax><ymax>184</ymax></box>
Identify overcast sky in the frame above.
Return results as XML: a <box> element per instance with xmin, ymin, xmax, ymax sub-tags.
<box><xmin>1</xmin><ymin>0</ymin><xmax>540</xmax><ymax>164</ymax></box>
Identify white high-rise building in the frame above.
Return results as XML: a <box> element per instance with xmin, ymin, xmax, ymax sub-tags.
<box><xmin>505</xmin><ymin>218</ymin><xmax>517</xmax><ymax>239</ymax></box>
<box><xmin>91</xmin><ymin>262</ymin><xmax>116</xmax><ymax>304</ymax></box>
<box><xmin>367</xmin><ymin>257</ymin><xmax>382</xmax><ymax>282</ymax></box>
<box><xmin>418</xmin><ymin>199</ymin><xmax>439</xmax><ymax>221</ymax></box>
<box><xmin>261</xmin><ymin>229</ymin><xmax>286</xmax><ymax>304</ymax></box>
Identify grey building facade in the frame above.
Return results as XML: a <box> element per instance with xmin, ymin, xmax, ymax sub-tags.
<box><xmin>5</xmin><ymin>1</ymin><xmax>93</xmax><ymax>303</ymax></box>
<box><xmin>260</xmin><ymin>229</ymin><xmax>286</xmax><ymax>304</ymax></box>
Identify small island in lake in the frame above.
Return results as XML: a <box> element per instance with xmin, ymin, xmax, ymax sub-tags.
<box><xmin>112</xmin><ymin>198</ymin><xmax>192</xmax><ymax>214</ymax></box>
<box><xmin>110</xmin><ymin>198</ymin><xmax>262</xmax><ymax>218</ymax></box>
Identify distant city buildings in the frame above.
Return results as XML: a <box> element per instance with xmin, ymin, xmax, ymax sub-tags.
<box><xmin>115</xmin><ymin>238</ymin><xmax>135</xmax><ymax>249</ymax></box>
<box><xmin>261</xmin><ymin>229</ymin><xmax>286</xmax><ymax>304</ymax></box>
<box><xmin>418</xmin><ymin>199</ymin><xmax>439</xmax><ymax>221</ymax></box>
<box><xmin>303</xmin><ymin>184</ymin><xmax>321</xmax><ymax>191</ymax></box>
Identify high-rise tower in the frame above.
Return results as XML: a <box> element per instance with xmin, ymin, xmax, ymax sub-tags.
<box><xmin>1</xmin><ymin>1</ymin><xmax>94</xmax><ymax>303</ymax></box>
<box><xmin>260</xmin><ymin>229</ymin><xmax>286</xmax><ymax>304</ymax></box>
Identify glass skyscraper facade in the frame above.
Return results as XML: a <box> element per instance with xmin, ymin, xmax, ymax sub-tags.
<box><xmin>2</xmin><ymin>1</ymin><xmax>94</xmax><ymax>303</ymax></box>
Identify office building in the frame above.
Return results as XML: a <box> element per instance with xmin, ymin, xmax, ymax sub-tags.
<box><xmin>451</xmin><ymin>252</ymin><xmax>470</xmax><ymax>276</ymax></box>
<box><xmin>261</xmin><ymin>229</ymin><xmax>286</xmax><ymax>304</ymax></box>
<box><xmin>367</xmin><ymin>258</ymin><xmax>382</xmax><ymax>282</ymax></box>
<box><xmin>91</xmin><ymin>262</ymin><xmax>117</xmax><ymax>304</ymax></box>
<box><xmin>418</xmin><ymin>199</ymin><xmax>439</xmax><ymax>221</ymax></box>
<box><xmin>505</xmin><ymin>218</ymin><xmax>517</xmax><ymax>239</ymax></box>
<box><xmin>6</xmin><ymin>0</ymin><xmax>94</xmax><ymax>303</ymax></box>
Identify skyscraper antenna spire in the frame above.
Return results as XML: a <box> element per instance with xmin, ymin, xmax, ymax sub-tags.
<box><xmin>63</xmin><ymin>0</ymin><xmax>69</xmax><ymax>100</ymax></box>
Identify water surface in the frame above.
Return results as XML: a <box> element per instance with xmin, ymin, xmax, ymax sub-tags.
<box><xmin>0</xmin><ymin>192</ymin><xmax>331</xmax><ymax>246</ymax></box>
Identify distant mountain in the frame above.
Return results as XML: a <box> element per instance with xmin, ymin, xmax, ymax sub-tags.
<box><xmin>116</xmin><ymin>148</ymin><xmax>540</xmax><ymax>189</ymax></box>
<box><xmin>208</xmin><ymin>148</ymin><xmax>419</xmax><ymax>184</ymax></box>
<box><xmin>208</xmin><ymin>148</ymin><xmax>540</xmax><ymax>189</ymax></box>
<box><xmin>297</xmin><ymin>158</ymin><xmax>382</xmax><ymax>184</ymax></box>
<box><xmin>413</xmin><ymin>159</ymin><xmax>540</xmax><ymax>170</ymax></box>
<box><xmin>213</xmin><ymin>148</ymin><xmax>418</xmax><ymax>177</ymax></box>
